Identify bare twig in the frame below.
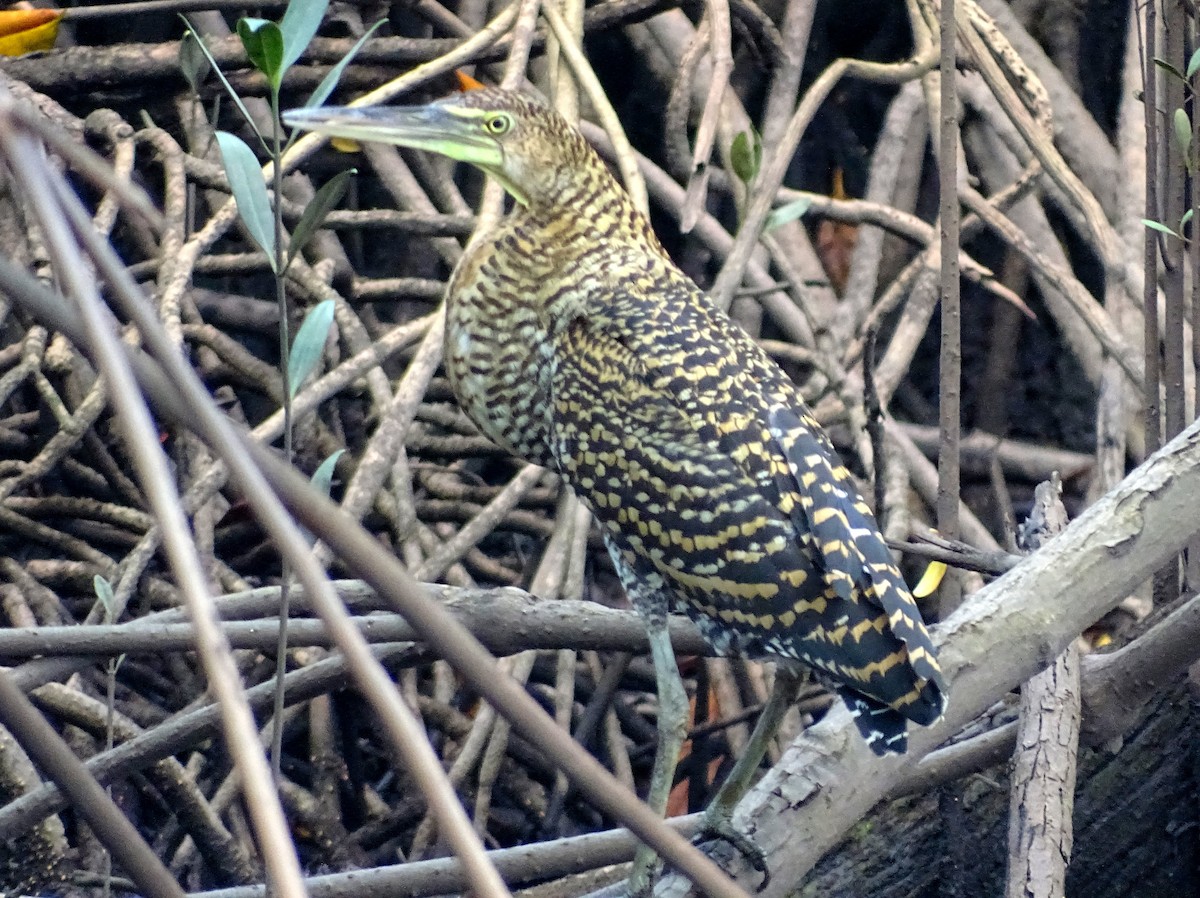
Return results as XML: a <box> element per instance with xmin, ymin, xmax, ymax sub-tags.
<box><xmin>936</xmin><ymin>0</ymin><xmax>962</xmax><ymax>616</ymax></box>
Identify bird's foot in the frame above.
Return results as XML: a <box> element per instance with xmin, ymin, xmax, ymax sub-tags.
<box><xmin>697</xmin><ymin>807</ymin><xmax>770</xmax><ymax>892</ymax></box>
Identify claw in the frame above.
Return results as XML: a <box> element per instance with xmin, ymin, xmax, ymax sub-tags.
<box><xmin>696</xmin><ymin>813</ymin><xmax>770</xmax><ymax>891</ymax></box>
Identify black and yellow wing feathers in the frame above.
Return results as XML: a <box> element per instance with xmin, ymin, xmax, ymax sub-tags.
<box><xmin>545</xmin><ymin>283</ymin><xmax>945</xmax><ymax>752</ymax></box>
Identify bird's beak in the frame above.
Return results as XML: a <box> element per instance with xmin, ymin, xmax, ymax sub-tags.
<box><xmin>283</xmin><ymin>104</ymin><xmax>503</xmax><ymax>169</ymax></box>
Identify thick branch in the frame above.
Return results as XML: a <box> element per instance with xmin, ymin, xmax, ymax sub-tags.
<box><xmin>1006</xmin><ymin>476</ymin><xmax>1078</xmax><ymax>898</ymax></box>
<box><xmin>0</xmin><ymin>589</ymin><xmax>710</xmax><ymax>660</ymax></box>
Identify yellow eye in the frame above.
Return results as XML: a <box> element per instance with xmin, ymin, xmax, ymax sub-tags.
<box><xmin>483</xmin><ymin>114</ymin><xmax>512</xmax><ymax>135</ymax></box>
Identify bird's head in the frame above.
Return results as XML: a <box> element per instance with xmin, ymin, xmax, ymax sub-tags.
<box><xmin>283</xmin><ymin>88</ymin><xmax>595</xmax><ymax>209</ymax></box>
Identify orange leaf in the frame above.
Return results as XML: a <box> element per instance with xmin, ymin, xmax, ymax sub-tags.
<box><xmin>455</xmin><ymin>70</ymin><xmax>485</xmax><ymax>92</ymax></box>
<box><xmin>665</xmin><ymin>687</ymin><xmax>729</xmax><ymax>817</ymax></box>
<box><xmin>815</xmin><ymin>168</ymin><xmax>858</xmax><ymax>294</ymax></box>
<box><xmin>666</xmin><ymin>756</ymin><xmax>722</xmax><ymax>817</ymax></box>
<box><xmin>0</xmin><ymin>8</ymin><xmax>62</xmax><ymax>56</ymax></box>
<box><xmin>666</xmin><ymin>773</ymin><xmax>690</xmax><ymax>816</ymax></box>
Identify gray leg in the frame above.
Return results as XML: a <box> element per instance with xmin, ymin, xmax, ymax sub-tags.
<box><xmin>628</xmin><ymin>620</ymin><xmax>690</xmax><ymax>895</ymax></box>
<box><xmin>702</xmin><ymin>666</ymin><xmax>803</xmax><ymax>884</ymax></box>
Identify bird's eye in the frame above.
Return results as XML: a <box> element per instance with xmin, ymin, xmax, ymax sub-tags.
<box><xmin>483</xmin><ymin>114</ymin><xmax>512</xmax><ymax>135</ymax></box>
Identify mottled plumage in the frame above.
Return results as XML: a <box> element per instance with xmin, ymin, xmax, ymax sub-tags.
<box><xmin>435</xmin><ymin>89</ymin><xmax>946</xmax><ymax>753</ymax></box>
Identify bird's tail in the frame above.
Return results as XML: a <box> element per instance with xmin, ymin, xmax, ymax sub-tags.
<box><xmin>841</xmin><ymin>690</ymin><xmax>910</xmax><ymax>755</ymax></box>
<box><xmin>841</xmin><ymin>679</ymin><xmax>945</xmax><ymax>756</ymax></box>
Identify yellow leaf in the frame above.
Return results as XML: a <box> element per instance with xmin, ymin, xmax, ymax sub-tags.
<box><xmin>911</xmin><ymin>560</ymin><xmax>947</xmax><ymax>598</ymax></box>
<box><xmin>0</xmin><ymin>9</ymin><xmax>63</xmax><ymax>56</ymax></box>
<box><xmin>330</xmin><ymin>137</ymin><xmax>361</xmax><ymax>153</ymax></box>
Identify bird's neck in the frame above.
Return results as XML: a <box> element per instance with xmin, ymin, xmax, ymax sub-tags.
<box><xmin>513</xmin><ymin>156</ymin><xmax>666</xmax><ymax>258</ymax></box>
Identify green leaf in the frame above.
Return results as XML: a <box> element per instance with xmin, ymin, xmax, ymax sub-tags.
<box><xmin>304</xmin><ymin>18</ymin><xmax>385</xmax><ymax>109</ymax></box>
<box><xmin>1154</xmin><ymin>57</ymin><xmax>1187</xmax><ymax>83</ymax></box>
<box><xmin>1142</xmin><ymin>218</ymin><xmax>1180</xmax><ymax>238</ymax></box>
<box><xmin>1176</xmin><ymin>108</ymin><xmax>1193</xmax><ymax>173</ymax></box>
<box><xmin>731</xmin><ymin>133</ymin><xmax>751</xmax><ymax>181</ymax></box>
<box><xmin>1182</xmin><ymin>209</ymin><xmax>1194</xmax><ymax>230</ymax></box>
<box><xmin>178</xmin><ymin>30</ymin><xmax>211</xmax><ymax>92</ymax></box>
<box><xmin>238</xmin><ymin>18</ymin><xmax>285</xmax><ymax>89</ymax></box>
<box><xmin>215</xmin><ymin>130</ymin><xmax>277</xmax><ymax>270</ymax></box>
<box><xmin>288</xmin><ymin>299</ymin><xmax>335</xmax><ymax>398</ymax></box>
<box><xmin>280</xmin><ymin>0</ymin><xmax>330</xmax><ymax>72</ymax></box>
<box><xmin>310</xmin><ymin>449</ymin><xmax>345</xmax><ymax>496</ymax></box>
<box><xmin>1188</xmin><ymin>48</ymin><xmax>1200</xmax><ymax>80</ymax></box>
<box><xmin>93</xmin><ymin>575</ymin><xmax>117</xmax><ymax>624</ymax></box>
<box><xmin>289</xmin><ymin>168</ymin><xmax>355</xmax><ymax>263</ymax></box>
<box><xmin>730</xmin><ymin>130</ymin><xmax>761</xmax><ymax>185</ymax></box>
<box><xmin>765</xmin><ymin>197</ymin><xmax>814</xmax><ymax>231</ymax></box>
<box><xmin>180</xmin><ymin>22</ymin><xmax>267</xmax><ymax>151</ymax></box>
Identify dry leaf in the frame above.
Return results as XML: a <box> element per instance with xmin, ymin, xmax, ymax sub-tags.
<box><xmin>0</xmin><ymin>8</ymin><xmax>63</xmax><ymax>56</ymax></box>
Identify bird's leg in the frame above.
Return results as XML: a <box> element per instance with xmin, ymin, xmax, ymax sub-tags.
<box><xmin>700</xmin><ymin>666</ymin><xmax>803</xmax><ymax>887</ymax></box>
<box><xmin>629</xmin><ymin>620</ymin><xmax>690</xmax><ymax>896</ymax></box>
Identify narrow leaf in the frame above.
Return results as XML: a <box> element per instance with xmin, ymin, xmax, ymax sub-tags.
<box><xmin>93</xmin><ymin>575</ymin><xmax>117</xmax><ymax>623</ymax></box>
<box><xmin>238</xmin><ymin>18</ymin><xmax>285</xmax><ymax>88</ymax></box>
<box><xmin>181</xmin><ymin>22</ymin><xmax>266</xmax><ymax>150</ymax></box>
<box><xmin>1142</xmin><ymin>218</ymin><xmax>1180</xmax><ymax>238</ymax></box>
<box><xmin>289</xmin><ymin>168</ymin><xmax>355</xmax><ymax>263</ymax></box>
<box><xmin>1188</xmin><ymin>48</ymin><xmax>1200</xmax><ymax>80</ymax></box>
<box><xmin>280</xmin><ymin>0</ymin><xmax>330</xmax><ymax>72</ymax></box>
<box><xmin>310</xmin><ymin>449</ymin><xmax>345</xmax><ymax>496</ymax></box>
<box><xmin>1175</xmin><ymin>108</ymin><xmax>1193</xmax><ymax>173</ymax></box>
<box><xmin>304</xmin><ymin>18</ymin><xmax>385</xmax><ymax>110</ymax></box>
<box><xmin>765</xmin><ymin>196</ymin><xmax>814</xmax><ymax>232</ymax></box>
<box><xmin>215</xmin><ymin>131</ymin><xmax>277</xmax><ymax>269</ymax></box>
<box><xmin>1182</xmin><ymin>209</ymin><xmax>1194</xmax><ymax>230</ymax></box>
<box><xmin>288</xmin><ymin>299</ymin><xmax>336</xmax><ymax>398</ymax></box>
<box><xmin>178</xmin><ymin>30</ymin><xmax>211</xmax><ymax>92</ymax></box>
<box><xmin>1154</xmin><ymin>57</ymin><xmax>1187</xmax><ymax>83</ymax></box>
